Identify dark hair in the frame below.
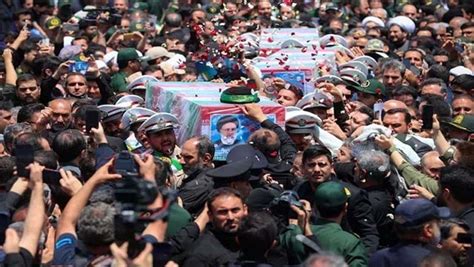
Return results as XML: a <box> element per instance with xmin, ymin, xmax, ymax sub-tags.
<box><xmin>3</xmin><ymin>123</ymin><xmax>33</xmax><ymax>154</ymax></box>
<box><xmin>13</xmin><ymin>8</ymin><xmax>32</xmax><ymax>20</ymax></box>
<box><xmin>207</xmin><ymin>187</ymin><xmax>243</xmax><ymax>212</ymax></box>
<box><xmin>302</xmin><ymin>144</ymin><xmax>332</xmax><ymax>165</ymax></box>
<box><xmin>13</xmin><ymin>132</ymin><xmax>44</xmax><ymax>154</ymax></box>
<box><xmin>384</xmin><ymin>108</ymin><xmax>411</xmax><ymax>125</ymax></box>
<box><xmin>52</xmin><ymin>129</ymin><xmax>86</xmax><ymax>163</ymax></box>
<box><xmin>451</xmin><ymin>74</ymin><xmax>474</xmax><ymax>92</ymax></box>
<box><xmin>440</xmin><ymin>218</ymin><xmax>470</xmax><ymax>241</ymax></box>
<box><xmin>461</xmin><ymin>21</ymin><xmax>474</xmax><ymax>30</ymax></box>
<box><xmin>433</xmin><ymin>48</ymin><xmax>450</xmax><ymax>57</ymax></box>
<box><xmin>358</xmin><ymin>105</ymin><xmax>374</xmax><ymax>125</ymax></box>
<box><xmin>73</xmin><ymin>105</ymin><xmax>101</xmax><ymax>121</ymax></box>
<box><xmin>421</xmin><ymin>78</ymin><xmax>447</xmax><ymax>94</ymax></box>
<box><xmin>426</xmin><ymin>65</ymin><xmax>449</xmax><ymax>84</ymax></box>
<box><xmin>34</xmin><ymin>150</ymin><xmax>58</xmax><ymax>169</ymax></box>
<box><xmin>420</xmin><ymin>95</ymin><xmax>452</xmax><ymax>119</ymax></box>
<box><xmin>237</xmin><ymin>212</ymin><xmax>278</xmax><ymax>259</ymax></box>
<box><xmin>193</xmin><ymin>135</ymin><xmax>215</xmax><ymax>159</ymax></box>
<box><xmin>17</xmin><ymin>103</ymin><xmax>45</xmax><ymax>124</ymax></box>
<box><xmin>455</xmin><ymin>141</ymin><xmax>474</xmax><ymax>169</ymax></box>
<box><xmin>16</xmin><ymin>73</ymin><xmax>38</xmax><ymax>87</ymax></box>
<box><xmin>77</xmin><ymin>202</ymin><xmax>115</xmax><ymax>247</ymax></box>
<box><xmin>0</xmin><ymin>157</ymin><xmax>15</xmax><ymax>188</ymax></box>
<box><xmin>416</xmin><ymin>26</ymin><xmax>435</xmax><ymax>37</ymax></box>
<box><xmin>392</xmin><ymin>85</ymin><xmax>418</xmax><ymax>100</ymax></box>
<box><xmin>439</xmin><ymin>165</ymin><xmax>474</xmax><ymax>204</ymax></box>
<box><xmin>19</xmin><ymin>40</ymin><xmax>37</xmax><ymax>54</ymax></box>
<box><xmin>248</xmin><ymin>129</ymin><xmax>281</xmax><ymax>157</ymax></box>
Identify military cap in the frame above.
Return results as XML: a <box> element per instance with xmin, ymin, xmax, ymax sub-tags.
<box><xmin>104</xmin><ymin>51</ymin><xmax>118</xmax><ymax>65</ymax></box>
<box><xmin>324</xmin><ymin>45</ymin><xmax>354</xmax><ymax>57</ymax></box>
<box><xmin>281</xmin><ymin>38</ymin><xmax>305</xmax><ymax>49</ymax></box>
<box><xmin>340</xmin><ymin>68</ymin><xmax>367</xmax><ymax>87</ymax></box>
<box><xmin>319</xmin><ymin>34</ymin><xmax>348</xmax><ymax>48</ymax></box>
<box><xmin>220</xmin><ymin>86</ymin><xmax>260</xmax><ymax>104</ymax></box>
<box><xmin>117</xmin><ymin>48</ymin><xmax>141</xmax><ymax>66</ymax></box>
<box><xmin>131</xmin><ymin>2</ymin><xmax>149</xmax><ymax>11</ymax></box>
<box><xmin>353</xmin><ymin>79</ymin><xmax>387</xmax><ymax>97</ymax></box>
<box><xmin>361</xmin><ymin>16</ymin><xmax>385</xmax><ymax>28</ymax></box>
<box><xmin>296</xmin><ymin>91</ymin><xmax>333</xmax><ymax>110</ymax></box>
<box><xmin>314</xmin><ymin>182</ymin><xmax>348</xmax><ymax>209</ymax></box>
<box><xmin>365</xmin><ymin>39</ymin><xmax>389</xmax><ymax>59</ymax></box>
<box><xmin>227</xmin><ymin>144</ymin><xmax>268</xmax><ymax>170</ymax></box>
<box><xmin>446</xmin><ymin>114</ymin><xmax>474</xmax><ymax>133</ymax></box>
<box><xmin>388</xmin><ymin>16</ymin><xmax>416</xmax><ymax>34</ymax></box>
<box><xmin>352</xmin><ymin>56</ymin><xmax>378</xmax><ymax>70</ymax></box>
<box><xmin>325</xmin><ymin>2</ymin><xmax>339</xmax><ymax>11</ymax></box>
<box><xmin>246</xmin><ymin>188</ymin><xmax>281</xmax><ymax>211</ymax></box>
<box><xmin>98</xmin><ymin>105</ymin><xmax>127</xmax><ymax>123</ymax></box>
<box><xmin>394</xmin><ymin>199</ymin><xmax>450</xmax><ymax>227</ymax></box>
<box><xmin>58</xmin><ymin>45</ymin><xmax>82</xmax><ymax>61</ymax></box>
<box><xmin>127</xmin><ymin>75</ymin><xmax>159</xmax><ymax>92</ymax></box>
<box><xmin>285</xmin><ymin>109</ymin><xmax>322</xmax><ymax>134</ymax></box>
<box><xmin>115</xmin><ymin>95</ymin><xmax>144</xmax><ymax>108</ymax></box>
<box><xmin>121</xmin><ymin>107</ymin><xmax>156</xmax><ymax>130</ymax></box>
<box><xmin>45</xmin><ymin>16</ymin><xmax>61</xmax><ymax>30</ymax></box>
<box><xmin>206</xmin><ymin>158</ymin><xmax>253</xmax><ymax>183</ymax></box>
<box><xmin>315</xmin><ymin>75</ymin><xmax>343</xmax><ymax>85</ymax></box>
<box><xmin>144</xmin><ymin>47</ymin><xmax>173</xmax><ymax>61</ymax></box>
<box><xmin>339</xmin><ymin>61</ymin><xmax>369</xmax><ymax>77</ymax></box>
<box><xmin>137</xmin><ymin>112</ymin><xmax>179</xmax><ymax>134</ymax></box>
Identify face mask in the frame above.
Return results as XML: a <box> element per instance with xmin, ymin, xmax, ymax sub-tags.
<box><xmin>221</xmin><ymin>135</ymin><xmax>236</xmax><ymax>145</ymax></box>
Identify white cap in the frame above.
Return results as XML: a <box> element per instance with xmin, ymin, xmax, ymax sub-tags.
<box><xmin>362</xmin><ymin>16</ymin><xmax>385</xmax><ymax>28</ymax></box>
<box><xmin>388</xmin><ymin>16</ymin><xmax>416</xmax><ymax>34</ymax></box>
<box><xmin>449</xmin><ymin>66</ymin><xmax>473</xmax><ymax>77</ymax></box>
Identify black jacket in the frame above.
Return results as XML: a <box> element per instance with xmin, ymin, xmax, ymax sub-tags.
<box><xmin>182</xmin><ymin>228</ymin><xmax>240</xmax><ymax>267</ymax></box>
<box><xmin>294</xmin><ymin>176</ymin><xmax>380</xmax><ymax>254</ymax></box>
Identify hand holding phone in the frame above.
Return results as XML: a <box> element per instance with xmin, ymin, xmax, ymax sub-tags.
<box><xmin>15</xmin><ymin>144</ymin><xmax>35</xmax><ymax>178</ymax></box>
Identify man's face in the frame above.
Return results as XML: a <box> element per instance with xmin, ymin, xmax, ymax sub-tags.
<box><xmin>165</xmin><ymin>38</ymin><xmax>185</xmax><ymax>52</ymax></box>
<box><xmin>224</xmin><ymin>3</ymin><xmax>238</xmax><ymax>17</ymax></box>
<box><xmin>302</xmin><ymin>155</ymin><xmax>333</xmax><ymax>186</ymax></box>
<box><xmin>258</xmin><ymin>1</ymin><xmax>272</xmax><ymax>18</ymax></box>
<box><xmin>389</xmin><ymin>25</ymin><xmax>407</xmax><ymax>44</ymax></box>
<box><xmin>422</xmin><ymin>157</ymin><xmax>445</xmax><ymax>180</ymax></box>
<box><xmin>103</xmin><ymin>120</ymin><xmax>122</xmax><ymax>137</ymax></box>
<box><xmin>402</xmin><ymin>5</ymin><xmax>417</xmax><ymax>21</ymax></box>
<box><xmin>421</xmin><ymin>84</ymin><xmax>444</xmax><ymax>97</ymax></box>
<box><xmin>17</xmin><ymin>79</ymin><xmax>40</xmax><ymax>103</ymax></box>
<box><xmin>462</xmin><ymin>26</ymin><xmax>474</xmax><ymax>41</ymax></box>
<box><xmin>74</xmin><ymin>39</ymin><xmax>88</xmax><ymax>52</ymax></box>
<box><xmin>179</xmin><ymin>140</ymin><xmax>203</xmax><ymax>175</ymax></box>
<box><xmin>393</xmin><ymin>94</ymin><xmax>415</xmax><ymax>107</ymax></box>
<box><xmin>87</xmin><ymin>81</ymin><xmax>101</xmax><ymax>99</ymax></box>
<box><xmin>219</xmin><ymin>122</ymin><xmax>237</xmax><ymax>138</ymax></box>
<box><xmin>306</xmin><ymin>107</ymin><xmax>329</xmax><ymax>121</ymax></box>
<box><xmin>209</xmin><ymin>195</ymin><xmax>247</xmax><ymax>234</ymax></box>
<box><xmin>114</xmin><ymin>0</ymin><xmax>128</xmax><ymax>13</ymax></box>
<box><xmin>120</xmin><ymin>19</ymin><xmax>130</xmax><ymax>32</ymax></box>
<box><xmin>404</xmin><ymin>51</ymin><xmax>423</xmax><ymax>68</ymax></box>
<box><xmin>383</xmin><ymin>68</ymin><xmax>403</xmax><ymax>89</ymax></box>
<box><xmin>17</xmin><ymin>13</ymin><xmax>32</xmax><ymax>28</ymax></box>
<box><xmin>348</xmin><ymin>111</ymin><xmax>369</xmax><ymax>134</ymax></box>
<box><xmin>434</xmin><ymin>55</ymin><xmax>449</xmax><ymax>66</ymax></box>
<box><xmin>147</xmin><ymin>128</ymin><xmax>177</xmax><ymax>156</ymax></box>
<box><xmin>289</xmin><ymin>133</ymin><xmax>311</xmax><ymax>151</ymax></box>
<box><xmin>29</xmin><ymin>111</ymin><xmax>48</xmax><ymax>132</ymax></box>
<box><xmin>50</xmin><ymin>101</ymin><xmax>71</xmax><ymax>132</ymax></box>
<box><xmin>452</xmin><ymin>98</ymin><xmax>473</xmax><ymax>116</ymax></box>
<box><xmin>85</xmin><ymin>26</ymin><xmax>98</xmax><ymax>37</ymax></box>
<box><xmin>277</xmin><ymin>89</ymin><xmax>298</xmax><ymax>107</ymax></box>
<box><xmin>0</xmin><ymin>109</ymin><xmax>13</xmax><ymax>133</ymax></box>
<box><xmin>191</xmin><ymin>10</ymin><xmax>205</xmax><ymax>24</ymax></box>
<box><xmin>441</xmin><ymin>225</ymin><xmax>471</xmax><ymax>265</ymax></box>
<box><xmin>383</xmin><ymin>112</ymin><xmax>410</xmax><ymax>134</ymax></box>
<box><xmin>280</xmin><ymin>5</ymin><xmax>293</xmax><ymax>20</ymax></box>
<box><xmin>66</xmin><ymin>75</ymin><xmax>88</xmax><ymax>97</ymax></box>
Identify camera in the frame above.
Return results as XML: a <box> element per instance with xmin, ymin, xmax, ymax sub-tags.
<box><xmin>270</xmin><ymin>190</ymin><xmax>304</xmax><ymax>219</ymax></box>
<box><xmin>83</xmin><ymin>7</ymin><xmax>122</xmax><ymax>26</ymax></box>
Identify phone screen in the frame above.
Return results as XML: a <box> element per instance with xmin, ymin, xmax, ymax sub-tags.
<box><xmin>85</xmin><ymin>110</ymin><xmax>100</xmax><ymax>133</ymax></box>
<box><xmin>421</xmin><ymin>104</ymin><xmax>434</xmax><ymax>130</ymax></box>
<box><xmin>42</xmin><ymin>169</ymin><xmax>62</xmax><ymax>186</ymax></box>
<box><xmin>15</xmin><ymin>144</ymin><xmax>35</xmax><ymax>178</ymax></box>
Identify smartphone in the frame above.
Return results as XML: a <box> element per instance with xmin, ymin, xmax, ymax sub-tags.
<box><xmin>15</xmin><ymin>144</ymin><xmax>35</xmax><ymax>178</ymax></box>
<box><xmin>69</xmin><ymin>61</ymin><xmax>89</xmax><ymax>75</ymax></box>
<box><xmin>402</xmin><ymin>59</ymin><xmax>421</xmax><ymax>76</ymax></box>
<box><xmin>43</xmin><ymin>169</ymin><xmax>62</xmax><ymax>186</ymax></box>
<box><xmin>39</xmin><ymin>38</ymin><xmax>50</xmax><ymax>46</ymax></box>
<box><xmin>456</xmin><ymin>233</ymin><xmax>472</xmax><ymax>244</ymax></box>
<box><xmin>373</xmin><ymin>102</ymin><xmax>384</xmax><ymax>121</ymax></box>
<box><xmin>123</xmin><ymin>33</ymin><xmax>135</xmax><ymax>41</ymax></box>
<box><xmin>85</xmin><ymin>110</ymin><xmax>100</xmax><ymax>133</ymax></box>
<box><xmin>421</xmin><ymin>104</ymin><xmax>434</xmax><ymax>130</ymax></box>
<box><xmin>114</xmin><ymin>151</ymin><xmax>138</xmax><ymax>175</ymax></box>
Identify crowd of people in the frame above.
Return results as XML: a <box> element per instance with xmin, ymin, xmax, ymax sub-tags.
<box><xmin>0</xmin><ymin>0</ymin><xmax>474</xmax><ymax>266</ymax></box>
